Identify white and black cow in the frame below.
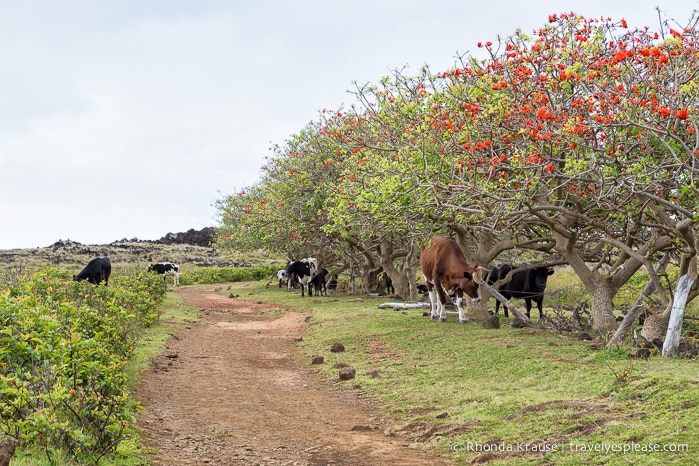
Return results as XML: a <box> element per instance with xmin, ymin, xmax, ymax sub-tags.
<box><xmin>276</xmin><ymin>269</ymin><xmax>288</xmax><ymax>288</ymax></box>
<box><xmin>285</xmin><ymin>257</ymin><xmax>318</xmax><ymax>297</ymax></box>
<box><xmin>74</xmin><ymin>256</ymin><xmax>111</xmax><ymax>286</ymax></box>
<box><xmin>148</xmin><ymin>262</ymin><xmax>180</xmax><ymax>287</ymax></box>
<box><xmin>487</xmin><ymin>263</ymin><xmax>554</xmax><ymax>319</ymax></box>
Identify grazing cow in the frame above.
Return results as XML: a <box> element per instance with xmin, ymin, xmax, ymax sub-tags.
<box><xmin>311</xmin><ymin>268</ymin><xmax>329</xmax><ymax>296</ymax></box>
<box><xmin>277</xmin><ymin>269</ymin><xmax>288</xmax><ymax>288</ymax></box>
<box><xmin>73</xmin><ymin>256</ymin><xmax>111</xmax><ymax>286</ymax></box>
<box><xmin>488</xmin><ymin>264</ymin><xmax>554</xmax><ymax>319</ymax></box>
<box><xmin>148</xmin><ymin>262</ymin><xmax>180</xmax><ymax>287</ymax></box>
<box><xmin>285</xmin><ymin>257</ymin><xmax>318</xmax><ymax>297</ymax></box>
<box><xmin>420</xmin><ymin>236</ymin><xmax>487</xmax><ymax>323</ymax></box>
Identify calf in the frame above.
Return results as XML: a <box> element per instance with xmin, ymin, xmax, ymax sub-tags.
<box><xmin>311</xmin><ymin>268</ymin><xmax>329</xmax><ymax>296</ymax></box>
<box><xmin>285</xmin><ymin>257</ymin><xmax>318</xmax><ymax>297</ymax></box>
<box><xmin>74</xmin><ymin>256</ymin><xmax>111</xmax><ymax>286</ymax></box>
<box><xmin>420</xmin><ymin>236</ymin><xmax>487</xmax><ymax>323</ymax></box>
<box><xmin>488</xmin><ymin>264</ymin><xmax>554</xmax><ymax>319</ymax></box>
<box><xmin>327</xmin><ymin>274</ymin><xmax>338</xmax><ymax>292</ymax></box>
<box><xmin>148</xmin><ymin>262</ymin><xmax>180</xmax><ymax>287</ymax></box>
<box><xmin>277</xmin><ymin>269</ymin><xmax>288</xmax><ymax>288</ymax></box>
<box><xmin>378</xmin><ymin>272</ymin><xmax>394</xmax><ymax>295</ymax></box>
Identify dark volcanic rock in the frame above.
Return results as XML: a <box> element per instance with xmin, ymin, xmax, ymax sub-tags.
<box><xmin>155</xmin><ymin>227</ymin><xmax>215</xmax><ymax>247</ymax></box>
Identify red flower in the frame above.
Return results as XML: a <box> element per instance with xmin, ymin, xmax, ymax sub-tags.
<box><xmin>676</xmin><ymin>109</ymin><xmax>689</xmax><ymax>120</ymax></box>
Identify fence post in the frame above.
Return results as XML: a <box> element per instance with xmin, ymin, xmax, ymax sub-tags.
<box><xmin>662</xmin><ymin>274</ymin><xmax>694</xmax><ymax>357</ymax></box>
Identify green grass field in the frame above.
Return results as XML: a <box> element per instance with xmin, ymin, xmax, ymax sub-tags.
<box><xmin>221</xmin><ymin>276</ymin><xmax>699</xmax><ymax>466</ymax></box>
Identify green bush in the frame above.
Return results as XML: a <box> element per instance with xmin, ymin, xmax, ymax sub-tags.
<box><xmin>180</xmin><ymin>265</ymin><xmax>278</xmax><ymax>285</ymax></box>
<box><xmin>0</xmin><ymin>268</ymin><xmax>165</xmax><ymax>464</ymax></box>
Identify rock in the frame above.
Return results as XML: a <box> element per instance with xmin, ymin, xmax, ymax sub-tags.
<box><xmin>0</xmin><ymin>437</ymin><xmax>18</xmax><ymax>466</ymax></box>
<box><xmin>339</xmin><ymin>367</ymin><xmax>356</xmax><ymax>381</ymax></box>
<box><xmin>311</xmin><ymin>356</ymin><xmax>324</xmax><ymax>365</ymax></box>
<box><xmin>677</xmin><ymin>342</ymin><xmax>699</xmax><ymax>358</ymax></box>
<box><xmin>511</xmin><ymin>318</ymin><xmax>528</xmax><ymax>328</ymax></box>
<box><xmin>330</xmin><ymin>342</ymin><xmax>345</xmax><ymax>353</ymax></box>
<box><xmin>155</xmin><ymin>227</ymin><xmax>215</xmax><ymax>247</ymax></box>
<box><xmin>630</xmin><ymin>348</ymin><xmax>651</xmax><ymax>359</ymax></box>
<box><xmin>482</xmin><ymin>315</ymin><xmax>500</xmax><ymax>329</ymax></box>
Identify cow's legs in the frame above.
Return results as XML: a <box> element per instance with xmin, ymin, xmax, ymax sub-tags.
<box><xmin>427</xmin><ymin>286</ymin><xmax>439</xmax><ymax>320</ymax></box>
<box><xmin>455</xmin><ymin>291</ymin><xmax>467</xmax><ymax>324</ymax></box>
<box><xmin>534</xmin><ymin>297</ymin><xmax>544</xmax><ymax>319</ymax></box>
<box><xmin>435</xmin><ymin>278</ymin><xmax>449</xmax><ymax>322</ymax></box>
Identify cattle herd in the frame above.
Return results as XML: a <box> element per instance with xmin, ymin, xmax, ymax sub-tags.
<box><xmin>278</xmin><ymin>235</ymin><xmax>556</xmax><ymax>323</ymax></box>
<box><xmin>73</xmin><ymin>257</ymin><xmax>181</xmax><ymax>287</ymax></box>
<box><xmin>76</xmin><ymin>234</ymin><xmax>555</xmax><ymax>323</ymax></box>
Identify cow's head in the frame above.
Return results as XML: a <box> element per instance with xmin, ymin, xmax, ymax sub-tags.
<box><xmin>533</xmin><ymin>267</ymin><xmax>554</xmax><ymax>290</ymax></box>
<box><xmin>460</xmin><ymin>265</ymin><xmax>490</xmax><ymax>302</ymax></box>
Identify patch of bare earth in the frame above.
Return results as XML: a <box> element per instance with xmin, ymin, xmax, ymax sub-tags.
<box><xmin>136</xmin><ymin>285</ymin><xmax>451</xmax><ymax>465</ymax></box>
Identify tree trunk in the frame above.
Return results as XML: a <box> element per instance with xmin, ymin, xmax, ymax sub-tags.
<box><xmin>608</xmin><ymin>253</ymin><xmax>671</xmax><ymax>347</ymax></box>
<box><xmin>588</xmin><ymin>285</ymin><xmax>619</xmax><ymax>332</ymax></box>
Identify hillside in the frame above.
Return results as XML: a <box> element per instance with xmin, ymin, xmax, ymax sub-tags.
<box><xmin>0</xmin><ymin>227</ymin><xmax>280</xmax><ymax>272</ymax></box>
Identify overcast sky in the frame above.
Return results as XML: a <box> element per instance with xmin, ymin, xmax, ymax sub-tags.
<box><xmin>0</xmin><ymin>1</ymin><xmax>694</xmax><ymax>249</ymax></box>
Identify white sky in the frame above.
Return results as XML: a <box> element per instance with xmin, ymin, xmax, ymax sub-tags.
<box><xmin>0</xmin><ymin>0</ymin><xmax>695</xmax><ymax>249</ymax></box>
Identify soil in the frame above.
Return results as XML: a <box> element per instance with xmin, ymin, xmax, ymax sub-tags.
<box><xmin>136</xmin><ymin>285</ymin><xmax>451</xmax><ymax>465</ymax></box>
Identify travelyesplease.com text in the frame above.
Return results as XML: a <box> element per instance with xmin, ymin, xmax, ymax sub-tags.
<box><xmin>452</xmin><ymin>441</ymin><xmax>689</xmax><ymax>455</ymax></box>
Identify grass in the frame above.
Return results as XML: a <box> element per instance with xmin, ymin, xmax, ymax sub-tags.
<box><xmin>220</xmin><ymin>277</ymin><xmax>699</xmax><ymax>466</ymax></box>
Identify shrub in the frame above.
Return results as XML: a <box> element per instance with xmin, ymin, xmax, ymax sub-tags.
<box><xmin>180</xmin><ymin>265</ymin><xmax>278</xmax><ymax>285</ymax></box>
<box><xmin>0</xmin><ymin>268</ymin><xmax>166</xmax><ymax>464</ymax></box>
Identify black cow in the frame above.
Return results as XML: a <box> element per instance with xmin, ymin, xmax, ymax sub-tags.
<box><xmin>416</xmin><ymin>284</ymin><xmax>428</xmax><ymax>296</ymax></box>
<box><xmin>73</xmin><ymin>256</ymin><xmax>111</xmax><ymax>286</ymax></box>
<box><xmin>327</xmin><ymin>274</ymin><xmax>338</xmax><ymax>292</ymax></box>
<box><xmin>378</xmin><ymin>272</ymin><xmax>394</xmax><ymax>295</ymax></box>
<box><xmin>311</xmin><ymin>268</ymin><xmax>329</xmax><ymax>296</ymax></box>
<box><xmin>148</xmin><ymin>262</ymin><xmax>180</xmax><ymax>286</ymax></box>
<box><xmin>285</xmin><ymin>257</ymin><xmax>318</xmax><ymax>297</ymax></box>
<box><xmin>488</xmin><ymin>264</ymin><xmax>554</xmax><ymax>319</ymax></box>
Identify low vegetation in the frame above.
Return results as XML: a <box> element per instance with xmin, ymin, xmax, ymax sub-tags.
<box><xmin>2</xmin><ymin>242</ymin><xmax>697</xmax><ymax>465</ymax></box>
<box><xmin>0</xmin><ymin>268</ymin><xmax>166</xmax><ymax>465</ymax></box>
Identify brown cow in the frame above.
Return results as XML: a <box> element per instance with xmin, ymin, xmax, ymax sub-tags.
<box><xmin>420</xmin><ymin>236</ymin><xmax>487</xmax><ymax>323</ymax></box>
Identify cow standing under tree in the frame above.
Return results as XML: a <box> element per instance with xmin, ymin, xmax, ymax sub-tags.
<box><xmin>311</xmin><ymin>268</ymin><xmax>329</xmax><ymax>296</ymax></box>
<box><xmin>487</xmin><ymin>264</ymin><xmax>554</xmax><ymax>319</ymax></box>
<box><xmin>420</xmin><ymin>236</ymin><xmax>488</xmax><ymax>324</ymax></box>
<box><xmin>73</xmin><ymin>256</ymin><xmax>112</xmax><ymax>286</ymax></box>
<box><xmin>285</xmin><ymin>258</ymin><xmax>318</xmax><ymax>297</ymax></box>
<box><xmin>148</xmin><ymin>262</ymin><xmax>181</xmax><ymax>287</ymax></box>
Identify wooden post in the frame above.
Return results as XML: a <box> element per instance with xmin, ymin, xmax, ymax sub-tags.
<box><xmin>662</xmin><ymin>274</ymin><xmax>694</xmax><ymax>357</ymax></box>
<box><xmin>608</xmin><ymin>253</ymin><xmax>671</xmax><ymax>347</ymax></box>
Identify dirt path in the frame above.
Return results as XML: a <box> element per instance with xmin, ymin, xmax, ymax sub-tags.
<box><xmin>136</xmin><ymin>285</ymin><xmax>451</xmax><ymax>465</ymax></box>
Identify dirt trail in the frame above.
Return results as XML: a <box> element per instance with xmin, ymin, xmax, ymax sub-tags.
<box><xmin>136</xmin><ymin>285</ymin><xmax>451</xmax><ymax>465</ymax></box>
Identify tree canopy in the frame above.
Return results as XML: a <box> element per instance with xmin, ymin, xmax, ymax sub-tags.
<box><xmin>216</xmin><ymin>12</ymin><xmax>699</xmax><ymax>332</ymax></box>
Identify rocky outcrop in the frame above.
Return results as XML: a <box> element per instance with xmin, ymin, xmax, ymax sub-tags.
<box><xmin>154</xmin><ymin>227</ymin><xmax>215</xmax><ymax>247</ymax></box>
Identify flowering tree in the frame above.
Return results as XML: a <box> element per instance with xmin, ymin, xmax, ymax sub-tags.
<box><xmin>217</xmin><ymin>12</ymin><xmax>699</xmax><ymax>334</ymax></box>
<box><xmin>422</xmin><ymin>13</ymin><xmax>699</xmax><ymax>331</ymax></box>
